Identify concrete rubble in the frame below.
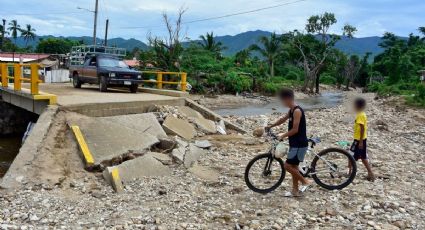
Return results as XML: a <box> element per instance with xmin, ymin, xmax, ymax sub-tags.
<box><xmin>1</xmin><ymin>91</ymin><xmax>424</xmax><ymax>229</ymax></box>
<box><xmin>67</xmin><ymin>113</ymin><xmax>159</xmax><ymax>165</ymax></box>
<box><xmin>162</xmin><ymin>115</ymin><xmax>196</xmax><ymax>140</ymax></box>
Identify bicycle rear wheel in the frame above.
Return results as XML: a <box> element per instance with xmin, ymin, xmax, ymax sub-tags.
<box><xmin>244</xmin><ymin>153</ymin><xmax>285</xmax><ymax>194</ymax></box>
<box><xmin>310</xmin><ymin>148</ymin><xmax>357</xmax><ymax>190</ymax></box>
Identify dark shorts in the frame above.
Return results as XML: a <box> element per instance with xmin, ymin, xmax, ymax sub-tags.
<box><xmin>286</xmin><ymin>147</ymin><xmax>308</xmax><ymax>165</ymax></box>
<box><xmin>350</xmin><ymin>139</ymin><xmax>367</xmax><ymax>161</ymax></box>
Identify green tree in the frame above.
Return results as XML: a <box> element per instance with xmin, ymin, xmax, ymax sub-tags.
<box><xmin>20</xmin><ymin>24</ymin><xmax>36</xmax><ymax>47</ymax></box>
<box><xmin>199</xmin><ymin>32</ymin><xmax>226</xmax><ymax>56</ymax></box>
<box><xmin>7</xmin><ymin>20</ymin><xmax>21</xmax><ymax>45</ymax></box>
<box><xmin>36</xmin><ymin>38</ymin><xmax>79</xmax><ymax>54</ymax></box>
<box><xmin>291</xmin><ymin>12</ymin><xmax>356</xmax><ymax>93</ymax></box>
<box><xmin>250</xmin><ymin>33</ymin><xmax>283</xmax><ymax>77</ymax></box>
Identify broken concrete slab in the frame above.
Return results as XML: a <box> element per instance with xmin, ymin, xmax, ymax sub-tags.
<box><xmin>193</xmin><ymin>117</ymin><xmax>217</xmax><ymax>134</ymax></box>
<box><xmin>102</xmin><ymin>167</ymin><xmax>124</xmax><ymax>193</ymax></box>
<box><xmin>194</xmin><ymin>140</ymin><xmax>212</xmax><ymax>149</ymax></box>
<box><xmin>189</xmin><ymin>163</ymin><xmax>220</xmax><ymax>182</ymax></box>
<box><xmin>216</xmin><ymin>120</ymin><xmax>227</xmax><ymax>135</ymax></box>
<box><xmin>170</xmin><ymin>137</ymin><xmax>188</xmax><ymax>164</ymax></box>
<box><xmin>184</xmin><ymin>144</ymin><xmax>206</xmax><ymax>168</ymax></box>
<box><xmin>112</xmin><ymin>155</ymin><xmax>171</xmax><ymax>183</ymax></box>
<box><xmin>178</xmin><ymin>106</ymin><xmax>204</xmax><ymax>119</ymax></box>
<box><xmin>100</xmin><ymin>113</ymin><xmax>167</xmax><ymax>138</ymax></box>
<box><xmin>185</xmin><ymin>98</ymin><xmax>247</xmax><ymax>134</ymax></box>
<box><xmin>147</xmin><ymin>152</ymin><xmax>173</xmax><ymax>165</ymax></box>
<box><xmin>162</xmin><ymin>116</ymin><xmax>196</xmax><ymax>140</ymax></box>
<box><xmin>156</xmin><ymin>137</ymin><xmax>177</xmax><ymax>152</ymax></box>
<box><xmin>67</xmin><ymin>114</ymin><xmax>159</xmax><ymax>165</ymax></box>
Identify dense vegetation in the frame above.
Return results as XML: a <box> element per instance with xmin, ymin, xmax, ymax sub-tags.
<box><xmin>1</xmin><ymin>16</ymin><xmax>424</xmax><ymax>106</ymax></box>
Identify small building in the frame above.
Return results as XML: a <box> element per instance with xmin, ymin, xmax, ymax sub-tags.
<box><xmin>123</xmin><ymin>57</ymin><xmax>140</xmax><ymax>69</ymax></box>
<box><xmin>0</xmin><ymin>52</ymin><xmax>51</xmax><ymax>64</ymax></box>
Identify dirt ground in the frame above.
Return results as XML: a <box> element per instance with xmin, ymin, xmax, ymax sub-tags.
<box><xmin>0</xmin><ymin>91</ymin><xmax>424</xmax><ymax>229</ymax></box>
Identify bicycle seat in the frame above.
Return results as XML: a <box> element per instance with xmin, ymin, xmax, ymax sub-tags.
<box><xmin>308</xmin><ymin>137</ymin><xmax>321</xmax><ymax>144</ymax></box>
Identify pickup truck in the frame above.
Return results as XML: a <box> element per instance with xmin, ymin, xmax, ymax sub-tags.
<box><xmin>69</xmin><ymin>54</ymin><xmax>143</xmax><ymax>93</ymax></box>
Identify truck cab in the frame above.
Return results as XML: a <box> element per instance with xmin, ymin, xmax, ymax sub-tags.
<box><xmin>69</xmin><ymin>46</ymin><xmax>142</xmax><ymax>93</ymax></box>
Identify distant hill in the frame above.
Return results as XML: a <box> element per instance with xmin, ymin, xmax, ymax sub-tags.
<box><xmin>211</xmin><ymin>30</ymin><xmax>385</xmax><ymax>58</ymax></box>
<box><xmin>14</xmin><ymin>31</ymin><xmax>388</xmax><ymax>58</ymax></box>
<box><xmin>14</xmin><ymin>36</ymin><xmax>148</xmax><ymax>51</ymax></box>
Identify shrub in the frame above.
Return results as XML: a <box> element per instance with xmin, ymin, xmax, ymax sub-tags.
<box><xmin>321</xmin><ymin>74</ymin><xmax>337</xmax><ymax>85</ymax></box>
<box><xmin>223</xmin><ymin>72</ymin><xmax>252</xmax><ymax>93</ymax></box>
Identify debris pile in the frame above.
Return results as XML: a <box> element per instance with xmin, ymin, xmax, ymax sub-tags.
<box><xmin>0</xmin><ymin>92</ymin><xmax>424</xmax><ymax>229</ymax></box>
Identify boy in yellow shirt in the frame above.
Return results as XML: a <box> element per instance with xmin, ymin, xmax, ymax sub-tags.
<box><xmin>350</xmin><ymin>98</ymin><xmax>375</xmax><ymax>181</ymax></box>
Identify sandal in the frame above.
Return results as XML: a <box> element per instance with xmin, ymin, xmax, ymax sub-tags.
<box><xmin>299</xmin><ymin>184</ymin><xmax>312</xmax><ymax>193</ymax></box>
<box><xmin>284</xmin><ymin>191</ymin><xmax>302</xmax><ymax>197</ymax></box>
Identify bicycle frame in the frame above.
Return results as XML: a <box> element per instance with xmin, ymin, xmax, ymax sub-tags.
<box><xmin>265</xmin><ymin>130</ymin><xmax>338</xmax><ymax>175</ymax></box>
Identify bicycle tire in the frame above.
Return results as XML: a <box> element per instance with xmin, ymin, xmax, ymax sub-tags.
<box><xmin>311</xmin><ymin>148</ymin><xmax>357</xmax><ymax>190</ymax></box>
<box><xmin>244</xmin><ymin>153</ymin><xmax>285</xmax><ymax>194</ymax></box>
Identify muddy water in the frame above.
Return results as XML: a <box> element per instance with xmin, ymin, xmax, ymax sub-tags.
<box><xmin>0</xmin><ymin>137</ymin><xmax>21</xmax><ymax>177</ymax></box>
<box><xmin>215</xmin><ymin>92</ymin><xmax>343</xmax><ymax>116</ymax></box>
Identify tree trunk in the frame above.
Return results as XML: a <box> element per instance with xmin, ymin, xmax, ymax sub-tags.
<box><xmin>270</xmin><ymin>60</ymin><xmax>274</xmax><ymax>78</ymax></box>
<box><xmin>315</xmin><ymin>74</ymin><xmax>320</xmax><ymax>94</ymax></box>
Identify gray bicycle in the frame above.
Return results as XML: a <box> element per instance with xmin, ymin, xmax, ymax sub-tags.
<box><xmin>244</xmin><ymin>129</ymin><xmax>357</xmax><ymax>194</ymax></box>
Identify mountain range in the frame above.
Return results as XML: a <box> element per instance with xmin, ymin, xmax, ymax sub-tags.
<box><xmin>14</xmin><ymin>30</ymin><xmax>387</xmax><ymax>58</ymax></box>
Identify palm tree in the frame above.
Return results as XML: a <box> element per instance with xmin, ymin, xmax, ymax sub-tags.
<box><xmin>249</xmin><ymin>33</ymin><xmax>283</xmax><ymax>77</ymax></box>
<box><xmin>8</xmin><ymin>20</ymin><xmax>21</xmax><ymax>45</ymax></box>
<box><xmin>199</xmin><ymin>32</ymin><xmax>226</xmax><ymax>55</ymax></box>
<box><xmin>21</xmin><ymin>24</ymin><xmax>36</xmax><ymax>46</ymax></box>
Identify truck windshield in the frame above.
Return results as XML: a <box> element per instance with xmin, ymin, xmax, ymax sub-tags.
<box><xmin>98</xmin><ymin>58</ymin><xmax>129</xmax><ymax>68</ymax></box>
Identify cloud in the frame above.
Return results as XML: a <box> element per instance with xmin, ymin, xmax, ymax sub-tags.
<box><xmin>1</xmin><ymin>0</ymin><xmax>424</xmax><ymax>40</ymax></box>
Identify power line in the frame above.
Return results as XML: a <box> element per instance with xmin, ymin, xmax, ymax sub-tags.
<box><xmin>1</xmin><ymin>11</ymin><xmax>86</xmax><ymax>16</ymax></box>
<box><xmin>117</xmin><ymin>0</ymin><xmax>308</xmax><ymax>30</ymax></box>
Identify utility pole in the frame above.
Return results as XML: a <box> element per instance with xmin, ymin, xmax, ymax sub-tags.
<box><xmin>104</xmin><ymin>19</ymin><xmax>109</xmax><ymax>46</ymax></box>
<box><xmin>1</xmin><ymin>19</ymin><xmax>5</xmax><ymax>51</ymax></box>
<box><xmin>93</xmin><ymin>0</ymin><xmax>99</xmax><ymax>46</ymax></box>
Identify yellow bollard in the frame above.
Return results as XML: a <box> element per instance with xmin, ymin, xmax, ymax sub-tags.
<box><xmin>157</xmin><ymin>72</ymin><xmax>163</xmax><ymax>89</ymax></box>
<box><xmin>14</xmin><ymin>64</ymin><xmax>22</xmax><ymax>91</ymax></box>
<box><xmin>0</xmin><ymin>64</ymin><xmax>8</xmax><ymax>88</ymax></box>
<box><xmin>181</xmin><ymin>73</ymin><xmax>187</xmax><ymax>92</ymax></box>
<box><xmin>30</xmin><ymin>64</ymin><xmax>39</xmax><ymax>95</ymax></box>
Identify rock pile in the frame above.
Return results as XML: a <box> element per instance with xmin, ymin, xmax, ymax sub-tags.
<box><xmin>0</xmin><ymin>92</ymin><xmax>424</xmax><ymax>229</ymax></box>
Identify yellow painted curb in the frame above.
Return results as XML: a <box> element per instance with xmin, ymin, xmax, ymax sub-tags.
<box><xmin>70</xmin><ymin>125</ymin><xmax>95</xmax><ymax>167</ymax></box>
<box><xmin>111</xmin><ymin>168</ymin><xmax>124</xmax><ymax>193</ymax></box>
<box><xmin>33</xmin><ymin>94</ymin><xmax>57</xmax><ymax>105</ymax></box>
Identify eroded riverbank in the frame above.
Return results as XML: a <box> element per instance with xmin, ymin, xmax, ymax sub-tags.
<box><xmin>0</xmin><ymin>91</ymin><xmax>424</xmax><ymax>229</ymax></box>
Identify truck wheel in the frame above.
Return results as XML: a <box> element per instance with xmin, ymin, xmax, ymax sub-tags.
<box><xmin>129</xmin><ymin>84</ymin><xmax>139</xmax><ymax>93</ymax></box>
<box><xmin>99</xmin><ymin>76</ymin><xmax>108</xmax><ymax>92</ymax></box>
<box><xmin>72</xmin><ymin>74</ymin><xmax>82</xmax><ymax>88</ymax></box>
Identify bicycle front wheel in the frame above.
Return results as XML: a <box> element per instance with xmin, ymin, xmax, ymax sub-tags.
<box><xmin>244</xmin><ymin>153</ymin><xmax>285</xmax><ymax>194</ymax></box>
<box><xmin>311</xmin><ymin>148</ymin><xmax>357</xmax><ymax>190</ymax></box>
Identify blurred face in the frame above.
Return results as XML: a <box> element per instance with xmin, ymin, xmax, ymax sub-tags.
<box><xmin>280</xmin><ymin>97</ymin><xmax>293</xmax><ymax>108</ymax></box>
<box><xmin>353</xmin><ymin>103</ymin><xmax>362</xmax><ymax>112</ymax></box>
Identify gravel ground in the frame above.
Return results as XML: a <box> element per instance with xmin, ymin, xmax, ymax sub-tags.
<box><xmin>0</xmin><ymin>91</ymin><xmax>424</xmax><ymax>229</ymax></box>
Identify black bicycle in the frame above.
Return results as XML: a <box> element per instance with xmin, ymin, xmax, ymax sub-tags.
<box><xmin>244</xmin><ymin>129</ymin><xmax>357</xmax><ymax>194</ymax></box>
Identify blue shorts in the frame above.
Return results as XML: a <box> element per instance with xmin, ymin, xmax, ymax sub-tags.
<box><xmin>350</xmin><ymin>139</ymin><xmax>367</xmax><ymax>160</ymax></box>
<box><xmin>286</xmin><ymin>147</ymin><xmax>308</xmax><ymax>165</ymax></box>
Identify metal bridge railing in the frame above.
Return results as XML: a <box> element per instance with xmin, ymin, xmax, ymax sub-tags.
<box><xmin>141</xmin><ymin>71</ymin><xmax>188</xmax><ymax>92</ymax></box>
<box><xmin>0</xmin><ymin>63</ymin><xmax>42</xmax><ymax>95</ymax></box>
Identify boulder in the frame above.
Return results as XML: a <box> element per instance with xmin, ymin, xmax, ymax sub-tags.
<box><xmin>171</xmin><ymin>137</ymin><xmax>188</xmax><ymax>164</ymax></box>
<box><xmin>162</xmin><ymin>116</ymin><xmax>196</xmax><ymax>140</ymax></box>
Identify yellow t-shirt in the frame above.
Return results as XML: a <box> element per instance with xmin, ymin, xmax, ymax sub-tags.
<box><xmin>353</xmin><ymin>111</ymin><xmax>367</xmax><ymax>140</ymax></box>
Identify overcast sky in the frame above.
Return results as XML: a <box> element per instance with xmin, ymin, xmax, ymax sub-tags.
<box><xmin>1</xmin><ymin>0</ymin><xmax>424</xmax><ymax>41</ymax></box>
